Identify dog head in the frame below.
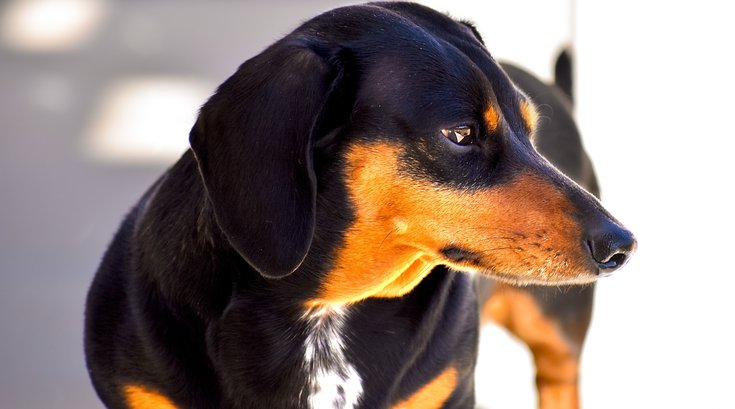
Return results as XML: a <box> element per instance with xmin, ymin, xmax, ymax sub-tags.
<box><xmin>190</xmin><ymin>2</ymin><xmax>635</xmax><ymax>304</ymax></box>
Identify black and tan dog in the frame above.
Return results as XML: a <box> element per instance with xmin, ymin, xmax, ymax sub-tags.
<box><xmin>84</xmin><ymin>3</ymin><xmax>635</xmax><ymax>408</ymax></box>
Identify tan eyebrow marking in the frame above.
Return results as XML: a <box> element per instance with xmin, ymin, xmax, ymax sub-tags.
<box><xmin>484</xmin><ymin>104</ymin><xmax>501</xmax><ymax>133</ymax></box>
<box><xmin>520</xmin><ymin>99</ymin><xmax>539</xmax><ymax>134</ymax></box>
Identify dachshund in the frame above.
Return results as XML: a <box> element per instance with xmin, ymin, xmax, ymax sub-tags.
<box><xmin>85</xmin><ymin>3</ymin><xmax>635</xmax><ymax>408</ymax></box>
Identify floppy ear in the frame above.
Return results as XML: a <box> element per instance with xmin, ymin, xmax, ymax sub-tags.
<box><xmin>190</xmin><ymin>40</ymin><xmax>340</xmax><ymax>278</ymax></box>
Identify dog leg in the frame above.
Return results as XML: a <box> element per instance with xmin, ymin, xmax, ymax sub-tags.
<box><xmin>481</xmin><ymin>282</ymin><xmax>594</xmax><ymax>409</ymax></box>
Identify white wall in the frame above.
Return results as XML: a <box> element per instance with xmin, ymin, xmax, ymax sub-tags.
<box><xmin>576</xmin><ymin>1</ymin><xmax>735</xmax><ymax>408</ymax></box>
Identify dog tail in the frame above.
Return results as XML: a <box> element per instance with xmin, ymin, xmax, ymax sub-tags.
<box><xmin>554</xmin><ymin>48</ymin><xmax>574</xmax><ymax>103</ymax></box>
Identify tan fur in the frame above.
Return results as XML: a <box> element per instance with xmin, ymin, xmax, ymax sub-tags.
<box><xmin>390</xmin><ymin>366</ymin><xmax>458</xmax><ymax>409</ymax></box>
<box><xmin>307</xmin><ymin>142</ymin><xmax>594</xmax><ymax>307</ymax></box>
<box><xmin>124</xmin><ymin>385</ymin><xmax>178</xmax><ymax>409</ymax></box>
<box><xmin>484</xmin><ymin>104</ymin><xmax>501</xmax><ymax>133</ymax></box>
<box><xmin>520</xmin><ymin>99</ymin><xmax>539</xmax><ymax>135</ymax></box>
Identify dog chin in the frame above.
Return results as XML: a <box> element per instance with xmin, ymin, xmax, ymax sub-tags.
<box><xmin>457</xmin><ymin>266</ymin><xmax>599</xmax><ymax>287</ymax></box>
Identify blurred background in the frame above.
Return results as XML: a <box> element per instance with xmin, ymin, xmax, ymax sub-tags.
<box><xmin>1</xmin><ymin>0</ymin><xmax>733</xmax><ymax>408</ymax></box>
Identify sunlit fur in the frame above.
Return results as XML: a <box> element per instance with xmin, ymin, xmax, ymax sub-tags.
<box><xmin>520</xmin><ymin>98</ymin><xmax>540</xmax><ymax>135</ymax></box>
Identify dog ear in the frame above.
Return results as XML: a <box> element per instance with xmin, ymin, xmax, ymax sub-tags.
<box><xmin>554</xmin><ymin>48</ymin><xmax>574</xmax><ymax>104</ymax></box>
<box><xmin>190</xmin><ymin>40</ymin><xmax>342</xmax><ymax>279</ymax></box>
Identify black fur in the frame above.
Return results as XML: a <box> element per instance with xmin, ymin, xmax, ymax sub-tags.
<box><xmin>85</xmin><ymin>3</ymin><xmax>632</xmax><ymax>408</ymax></box>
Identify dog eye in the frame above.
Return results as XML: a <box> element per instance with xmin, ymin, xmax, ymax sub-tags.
<box><xmin>440</xmin><ymin>126</ymin><xmax>473</xmax><ymax>146</ymax></box>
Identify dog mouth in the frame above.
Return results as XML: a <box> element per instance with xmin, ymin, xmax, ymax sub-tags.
<box><xmin>439</xmin><ymin>245</ymin><xmax>599</xmax><ymax>286</ymax></box>
<box><xmin>440</xmin><ymin>246</ymin><xmax>484</xmax><ymax>265</ymax></box>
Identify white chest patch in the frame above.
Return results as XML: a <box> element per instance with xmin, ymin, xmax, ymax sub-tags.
<box><xmin>302</xmin><ymin>306</ymin><xmax>363</xmax><ymax>409</ymax></box>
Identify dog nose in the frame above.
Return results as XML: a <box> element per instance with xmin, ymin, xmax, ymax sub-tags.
<box><xmin>586</xmin><ymin>221</ymin><xmax>637</xmax><ymax>274</ymax></box>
